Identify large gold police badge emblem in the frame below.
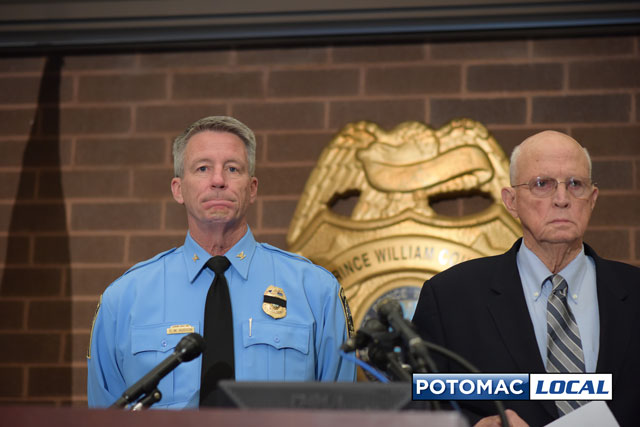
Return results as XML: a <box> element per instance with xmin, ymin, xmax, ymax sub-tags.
<box><xmin>287</xmin><ymin>119</ymin><xmax>521</xmax><ymax>328</ymax></box>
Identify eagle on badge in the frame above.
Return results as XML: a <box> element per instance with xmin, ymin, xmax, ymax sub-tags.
<box><xmin>287</xmin><ymin>119</ymin><xmax>510</xmax><ymax>245</ymax></box>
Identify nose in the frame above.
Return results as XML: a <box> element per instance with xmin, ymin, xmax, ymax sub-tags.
<box><xmin>552</xmin><ymin>182</ymin><xmax>570</xmax><ymax>207</ymax></box>
<box><xmin>210</xmin><ymin>167</ymin><xmax>227</xmax><ymax>188</ymax></box>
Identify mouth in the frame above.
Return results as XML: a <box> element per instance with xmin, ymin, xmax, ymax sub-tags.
<box><xmin>202</xmin><ymin>199</ymin><xmax>234</xmax><ymax>209</ymax></box>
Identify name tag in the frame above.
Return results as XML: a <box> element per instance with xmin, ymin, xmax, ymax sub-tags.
<box><xmin>166</xmin><ymin>324</ymin><xmax>195</xmax><ymax>335</ymax></box>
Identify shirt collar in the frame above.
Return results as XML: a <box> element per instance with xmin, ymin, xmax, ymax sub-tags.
<box><xmin>182</xmin><ymin>227</ymin><xmax>257</xmax><ymax>283</ymax></box>
<box><xmin>517</xmin><ymin>242</ymin><xmax>588</xmax><ymax>302</ymax></box>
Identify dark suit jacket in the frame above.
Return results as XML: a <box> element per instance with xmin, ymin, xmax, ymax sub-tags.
<box><xmin>412</xmin><ymin>239</ymin><xmax>640</xmax><ymax>427</ymax></box>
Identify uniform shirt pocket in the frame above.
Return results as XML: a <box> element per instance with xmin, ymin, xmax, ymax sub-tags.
<box><xmin>240</xmin><ymin>320</ymin><xmax>314</xmax><ymax>381</ymax></box>
<box><xmin>129</xmin><ymin>322</ymin><xmax>200</xmax><ymax>407</ymax></box>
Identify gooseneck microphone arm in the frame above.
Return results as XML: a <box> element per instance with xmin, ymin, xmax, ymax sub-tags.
<box><xmin>111</xmin><ymin>332</ymin><xmax>205</xmax><ymax>409</ymax></box>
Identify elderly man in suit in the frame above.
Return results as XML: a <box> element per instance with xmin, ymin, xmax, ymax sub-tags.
<box><xmin>412</xmin><ymin>130</ymin><xmax>640</xmax><ymax>426</ymax></box>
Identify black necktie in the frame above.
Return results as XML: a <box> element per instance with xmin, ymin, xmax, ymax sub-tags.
<box><xmin>199</xmin><ymin>256</ymin><xmax>234</xmax><ymax>407</ymax></box>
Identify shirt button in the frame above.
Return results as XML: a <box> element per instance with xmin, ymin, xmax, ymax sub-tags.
<box><xmin>274</xmin><ymin>337</ymin><xmax>280</xmax><ymax>343</ymax></box>
<box><xmin>161</xmin><ymin>340</ymin><xmax>168</xmax><ymax>348</ymax></box>
<box><xmin>572</xmin><ymin>294</ymin><xmax>578</xmax><ymax>300</ymax></box>
<box><xmin>533</xmin><ymin>292</ymin><xmax>539</xmax><ymax>297</ymax></box>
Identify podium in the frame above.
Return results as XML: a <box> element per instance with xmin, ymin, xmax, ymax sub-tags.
<box><xmin>2</xmin><ymin>406</ymin><xmax>469</xmax><ymax>427</ymax></box>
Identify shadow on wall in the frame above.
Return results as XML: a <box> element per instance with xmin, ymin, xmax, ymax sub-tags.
<box><xmin>0</xmin><ymin>56</ymin><xmax>73</xmax><ymax>404</ymax></box>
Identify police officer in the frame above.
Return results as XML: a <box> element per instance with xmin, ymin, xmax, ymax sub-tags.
<box><xmin>87</xmin><ymin>116</ymin><xmax>356</xmax><ymax>408</ymax></box>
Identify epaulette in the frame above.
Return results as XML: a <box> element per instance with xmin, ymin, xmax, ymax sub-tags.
<box><xmin>259</xmin><ymin>242</ymin><xmax>312</xmax><ymax>264</ymax></box>
<box><xmin>122</xmin><ymin>247</ymin><xmax>178</xmax><ymax>275</ymax></box>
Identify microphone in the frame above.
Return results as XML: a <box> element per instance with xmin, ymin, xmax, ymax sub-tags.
<box><xmin>111</xmin><ymin>332</ymin><xmax>205</xmax><ymax>409</ymax></box>
<box><xmin>341</xmin><ymin>318</ymin><xmax>388</xmax><ymax>353</ymax></box>
<box><xmin>375</xmin><ymin>299</ymin><xmax>434</xmax><ymax>373</ymax></box>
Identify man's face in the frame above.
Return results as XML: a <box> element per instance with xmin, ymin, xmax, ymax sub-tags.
<box><xmin>501</xmin><ymin>132</ymin><xmax>598</xmax><ymax>249</ymax></box>
<box><xmin>171</xmin><ymin>131</ymin><xmax>257</xmax><ymax>229</ymax></box>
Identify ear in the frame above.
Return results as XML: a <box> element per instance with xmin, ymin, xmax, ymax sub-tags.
<box><xmin>249</xmin><ymin>176</ymin><xmax>258</xmax><ymax>203</ymax></box>
<box><xmin>171</xmin><ymin>177</ymin><xmax>184</xmax><ymax>204</ymax></box>
<box><xmin>501</xmin><ymin>187</ymin><xmax>519</xmax><ymax>219</ymax></box>
<box><xmin>589</xmin><ymin>186</ymin><xmax>598</xmax><ymax>211</ymax></box>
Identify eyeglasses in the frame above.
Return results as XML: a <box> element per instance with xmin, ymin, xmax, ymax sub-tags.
<box><xmin>512</xmin><ymin>177</ymin><xmax>595</xmax><ymax>199</ymax></box>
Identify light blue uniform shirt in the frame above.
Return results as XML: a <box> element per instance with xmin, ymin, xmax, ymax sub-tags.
<box><xmin>87</xmin><ymin>228</ymin><xmax>356</xmax><ymax>408</ymax></box>
<box><xmin>517</xmin><ymin>242</ymin><xmax>599</xmax><ymax>372</ymax></box>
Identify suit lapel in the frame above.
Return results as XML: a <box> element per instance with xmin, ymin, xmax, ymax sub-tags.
<box><xmin>589</xmin><ymin>245</ymin><xmax>634</xmax><ymax>377</ymax></box>
<box><xmin>485</xmin><ymin>239</ymin><xmax>557</xmax><ymax>419</ymax></box>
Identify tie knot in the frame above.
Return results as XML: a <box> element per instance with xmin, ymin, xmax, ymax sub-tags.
<box><xmin>550</xmin><ymin>274</ymin><xmax>568</xmax><ymax>295</ymax></box>
<box><xmin>206</xmin><ymin>256</ymin><xmax>230</xmax><ymax>275</ymax></box>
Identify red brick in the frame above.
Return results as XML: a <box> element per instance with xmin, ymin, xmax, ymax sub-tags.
<box><xmin>0</xmin><ymin>268</ymin><xmax>63</xmax><ymax>297</ymax></box>
<box><xmin>0</xmin><ymin>56</ymin><xmax>45</xmax><ymax>72</ymax></box>
<box><xmin>75</xmin><ymin>137</ymin><xmax>166</xmax><ymax>166</ymax></box>
<box><xmin>584</xmin><ymin>229</ymin><xmax>630</xmax><ymax>261</ymax></box>
<box><xmin>0</xmin><ymin>236</ymin><xmax>30</xmax><ymax>264</ymax></box>
<box><xmin>136</xmin><ymin>104</ymin><xmax>227</xmax><ymax>133</ymax></box>
<box><xmin>266</xmin><ymin>132</ymin><xmax>334</xmax><ymax>163</ymax></box>
<box><xmin>570</xmin><ymin>59</ymin><xmax>640</xmax><ymax>90</ymax></box>
<box><xmin>333</xmin><ymin>44</ymin><xmax>425</xmax><ymax>63</ymax></box>
<box><xmin>73</xmin><ymin>300</ymin><xmax>99</xmax><ymax>330</ymax></box>
<box><xmin>571</xmin><ymin>126</ymin><xmax>640</xmax><ymax>156</ymax></box>
<box><xmin>69</xmin><ymin>268</ymin><xmax>123</xmax><ymax>296</ymax></box>
<box><xmin>139</xmin><ymin>51</ymin><xmax>232</xmax><ymax>68</ymax></box>
<box><xmin>461</xmin><ymin>193</ymin><xmax>494</xmax><ymax>215</ymax></box>
<box><xmin>591</xmin><ymin>161</ymin><xmax>633</xmax><ymax>190</ymax></box>
<box><xmin>533</xmin><ymin>36</ymin><xmax>634</xmax><ymax>57</ymax></box>
<box><xmin>64</xmin><ymin>54</ymin><xmax>136</xmax><ymax>70</ymax></box>
<box><xmin>253</xmin><ymin>232</ymin><xmax>287</xmax><ymax>250</ymax></box>
<box><xmin>327</xmin><ymin>191</ymin><xmax>359</xmax><ymax>218</ymax></box>
<box><xmin>34</xmin><ymin>236</ymin><xmax>125</xmax><ymax>264</ymax></box>
<box><xmin>329</xmin><ymin>99</ymin><xmax>425</xmax><ymax>130</ymax></box>
<box><xmin>233</xmin><ymin>102</ymin><xmax>324</xmax><ymax>131</ymax></box>
<box><xmin>78</xmin><ymin>74</ymin><xmax>167</xmax><ymax>102</ymax></box>
<box><xmin>0</xmin><ymin>138</ymin><xmax>73</xmax><ymax>167</ymax></box>
<box><xmin>1</xmin><ymin>202</ymin><xmax>69</xmax><ymax>232</ymax></box>
<box><xmin>269</xmin><ymin>69</ymin><xmax>359</xmax><ymax>97</ymax></box>
<box><xmin>0</xmin><ymin>171</ymin><xmax>36</xmax><ymax>199</ymax></box>
<box><xmin>237</xmin><ymin>47</ymin><xmax>328</xmax><ymax>65</ymax></box>
<box><xmin>431</xmin><ymin>40</ymin><xmax>528</xmax><ymax>59</ymax></box>
<box><xmin>70</xmin><ymin>202</ymin><xmax>161</xmax><ymax>231</ymax></box>
<box><xmin>430</xmin><ymin>98</ymin><xmax>526</xmax><ymax>127</ymax></box>
<box><xmin>254</xmin><ymin>166</ymin><xmax>312</xmax><ymax>196</ymax></box>
<box><xmin>28</xmin><ymin>300</ymin><xmax>71</xmax><ymax>330</ymax></box>
<box><xmin>165</xmin><ymin>202</ymin><xmax>188</xmax><ymax>230</ymax></box>
<box><xmin>38</xmin><ymin>171</ymin><xmax>130</xmax><ymax>199</ymax></box>
<box><xmin>366</xmin><ymin>65</ymin><xmax>460</xmax><ymax>95</ymax></box>
<box><xmin>590</xmin><ymin>195</ymin><xmax>640</xmax><ymax>226</ymax></box>
<box><xmin>0</xmin><ymin>108</ymin><xmax>37</xmax><ymax>136</ymax></box>
<box><xmin>132</xmin><ymin>169</ymin><xmax>174</xmax><ymax>198</ymax></box>
<box><xmin>28</xmin><ymin>367</ymin><xmax>83</xmax><ymax>397</ymax></box>
<box><xmin>0</xmin><ymin>333</ymin><xmax>60</xmax><ymax>363</ymax></box>
<box><xmin>532</xmin><ymin>95</ymin><xmax>630</xmax><ymax>123</ymax></box>
<box><xmin>468</xmin><ymin>63</ymin><xmax>563</xmax><ymax>92</ymax></box>
<box><xmin>128</xmin><ymin>235</ymin><xmax>185</xmax><ymax>264</ymax></box>
<box><xmin>635</xmin><ymin>230</ymin><xmax>640</xmax><ymax>262</ymax></box>
<box><xmin>63</xmin><ymin>332</ymin><xmax>90</xmax><ymax>363</ymax></box>
<box><xmin>262</xmin><ymin>200</ymin><xmax>298</xmax><ymax>229</ymax></box>
<box><xmin>173</xmin><ymin>71</ymin><xmax>263</xmax><ymax>99</ymax></box>
<box><xmin>430</xmin><ymin>197</ymin><xmax>462</xmax><ymax>216</ymax></box>
<box><xmin>0</xmin><ymin>76</ymin><xmax>73</xmax><ymax>104</ymax></box>
<box><xmin>0</xmin><ymin>300</ymin><xmax>24</xmax><ymax>330</ymax></box>
<box><xmin>636</xmin><ymin>95</ymin><xmax>640</xmax><ymax>122</ymax></box>
<box><xmin>45</xmin><ymin>107</ymin><xmax>132</xmax><ymax>135</ymax></box>
<box><xmin>0</xmin><ymin>367</ymin><xmax>23</xmax><ymax>397</ymax></box>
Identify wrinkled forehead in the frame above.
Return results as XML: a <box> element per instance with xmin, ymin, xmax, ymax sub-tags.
<box><xmin>516</xmin><ymin>134</ymin><xmax>589</xmax><ymax>180</ymax></box>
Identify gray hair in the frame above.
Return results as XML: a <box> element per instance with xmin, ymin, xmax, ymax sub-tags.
<box><xmin>172</xmin><ymin>116</ymin><xmax>256</xmax><ymax>177</ymax></box>
<box><xmin>509</xmin><ymin>140</ymin><xmax>592</xmax><ymax>185</ymax></box>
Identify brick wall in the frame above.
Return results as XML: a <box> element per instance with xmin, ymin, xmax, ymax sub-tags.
<box><xmin>0</xmin><ymin>35</ymin><xmax>638</xmax><ymax>405</ymax></box>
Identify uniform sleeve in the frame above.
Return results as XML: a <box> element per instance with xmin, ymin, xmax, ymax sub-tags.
<box><xmin>87</xmin><ymin>293</ymin><xmax>126</xmax><ymax>407</ymax></box>
<box><xmin>316</xmin><ymin>275</ymin><xmax>357</xmax><ymax>382</ymax></box>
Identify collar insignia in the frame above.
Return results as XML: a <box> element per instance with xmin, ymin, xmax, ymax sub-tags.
<box><xmin>192</xmin><ymin>254</ymin><xmax>199</xmax><ymax>262</ymax></box>
<box><xmin>236</xmin><ymin>251</ymin><xmax>246</xmax><ymax>260</ymax></box>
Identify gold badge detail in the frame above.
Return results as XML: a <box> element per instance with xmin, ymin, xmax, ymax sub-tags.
<box><xmin>166</xmin><ymin>324</ymin><xmax>195</xmax><ymax>334</ymax></box>
<box><xmin>287</xmin><ymin>119</ymin><xmax>521</xmax><ymax>330</ymax></box>
<box><xmin>236</xmin><ymin>251</ymin><xmax>246</xmax><ymax>260</ymax></box>
<box><xmin>262</xmin><ymin>285</ymin><xmax>287</xmax><ymax>319</ymax></box>
<box><xmin>339</xmin><ymin>287</ymin><xmax>355</xmax><ymax>338</ymax></box>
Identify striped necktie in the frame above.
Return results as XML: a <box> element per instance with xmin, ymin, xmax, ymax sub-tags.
<box><xmin>546</xmin><ymin>274</ymin><xmax>586</xmax><ymax>416</ymax></box>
